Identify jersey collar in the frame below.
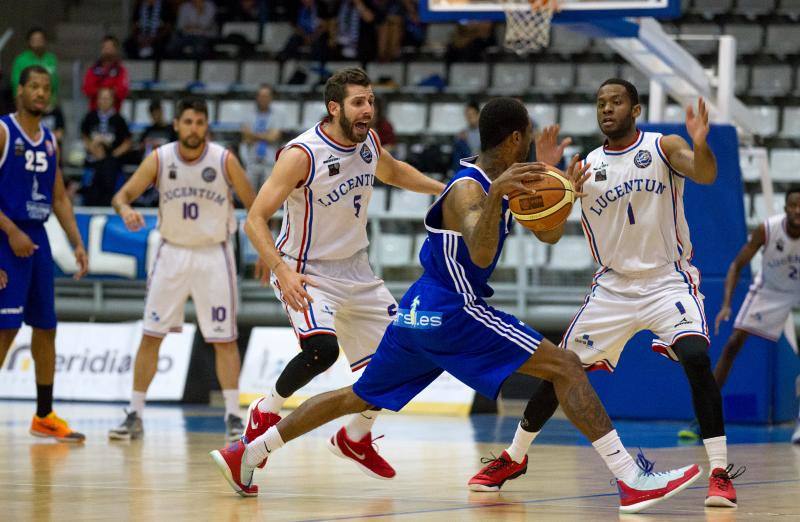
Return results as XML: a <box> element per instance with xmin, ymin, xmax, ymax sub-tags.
<box><xmin>603</xmin><ymin>129</ymin><xmax>643</xmax><ymax>156</ymax></box>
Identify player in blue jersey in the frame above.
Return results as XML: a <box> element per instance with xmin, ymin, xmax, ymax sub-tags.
<box><xmin>210</xmin><ymin>98</ymin><xmax>701</xmax><ymax>513</ymax></box>
<box><xmin>0</xmin><ymin>65</ymin><xmax>88</xmax><ymax>442</ymax></box>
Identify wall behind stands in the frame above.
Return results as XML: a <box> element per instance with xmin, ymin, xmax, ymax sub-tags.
<box><xmin>586</xmin><ymin>123</ymin><xmax>800</xmax><ymax>423</ymax></box>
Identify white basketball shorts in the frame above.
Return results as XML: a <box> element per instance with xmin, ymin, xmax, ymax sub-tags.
<box><xmin>560</xmin><ymin>262</ymin><xmax>709</xmax><ymax>371</ymax></box>
<box><xmin>143</xmin><ymin>240</ymin><xmax>238</xmax><ymax>342</ymax></box>
<box><xmin>734</xmin><ymin>283</ymin><xmax>799</xmax><ymax>341</ymax></box>
<box><xmin>273</xmin><ymin>249</ymin><xmax>397</xmax><ymax>371</ymax></box>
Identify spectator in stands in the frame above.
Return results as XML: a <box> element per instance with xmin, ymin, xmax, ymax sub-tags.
<box><xmin>376</xmin><ymin>1</ymin><xmax>415</xmax><ymax>62</ymax></box>
<box><xmin>169</xmin><ymin>0</ymin><xmax>218</xmax><ymax>59</ymax></box>
<box><xmin>445</xmin><ymin>21</ymin><xmax>496</xmax><ymax>63</ymax></box>
<box><xmin>239</xmin><ymin>84</ymin><xmax>287</xmax><ymax>190</ymax></box>
<box><xmin>337</xmin><ymin>0</ymin><xmax>386</xmax><ymax>62</ymax></box>
<box><xmin>140</xmin><ymin>100</ymin><xmax>176</xmax><ymax>158</ymax></box>
<box><xmin>279</xmin><ymin>0</ymin><xmax>331</xmax><ymax>62</ymax></box>
<box><xmin>11</xmin><ymin>28</ymin><xmax>59</xmax><ymax>103</ymax></box>
<box><xmin>80</xmin><ymin>88</ymin><xmax>133</xmax><ymax>206</ymax></box>
<box><xmin>83</xmin><ymin>35</ymin><xmax>129</xmax><ymax>112</ymax></box>
<box><xmin>373</xmin><ymin>97</ymin><xmax>396</xmax><ymax>153</ymax></box>
<box><xmin>451</xmin><ymin>100</ymin><xmax>480</xmax><ymax>171</ymax></box>
<box><xmin>41</xmin><ymin>106</ymin><xmax>65</xmax><ymax>145</ymax></box>
<box><xmin>124</xmin><ymin>0</ymin><xmax>176</xmax><ymax>59</ymax></box>
<box><xmin>230</xmin><ymin>0</ymin><xmax>262</xmax><ymax>22</ymax></box>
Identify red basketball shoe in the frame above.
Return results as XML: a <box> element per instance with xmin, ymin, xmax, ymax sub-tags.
<box><xmin>209</xmin><ymin>438</ymin><xmax>258</xmax><ymax>497</ymax></box>
<box><xmin>327</xmin><ymin>427</ymin><xmax>395</xmax><ymax>479</ymax></box>
<box><xmin>705</xmin><ymin>465</ymin><xmax>745</xmax><ymax>507</ymax></box>
<box><xmin>617</xmin><ymin>453</ymin><xmax>701</xmax><ymax>514</ymax></box>
<box><xmin>243</xmin><ymin>397</ymin><xmax>280</xmax><ymax>469</ymax></box>
<box><xmin>468</xmin><ymin>451</ymin><xmax>528</xmax><ymax>492</ymax></box>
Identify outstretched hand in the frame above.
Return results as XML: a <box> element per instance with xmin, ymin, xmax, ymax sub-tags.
<box><xmin>563</xmin><ymin>154</ymin><xmax>591</xmax><ymax>198</ymax></box>
<box><xmin>535</xmin><ymin>124</ymin><xmax>572</xmax><ymax>166</ymax></box>
<box><xmin>686</xmin><ymin>97</ymin><xmax>710</xmax><ymax>145</ymax></box>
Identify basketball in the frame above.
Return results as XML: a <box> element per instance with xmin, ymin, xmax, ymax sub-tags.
<box><xmin>508</xmin><ymin>170</ymin><xmax>575</xmax><ymax>232</ymax></box>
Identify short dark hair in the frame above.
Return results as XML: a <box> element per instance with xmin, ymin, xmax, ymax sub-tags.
<box><xmin>598</xmin><ymin>78</ymin><xmax>640</xmax><ymax>106</ymax></box>
<box><xmin>19</xmin><ymin>65</ymin><xmax>50</xmax><ymax>86</ymax></box>
<box><xmin>176</xmin><ymin>97</ymin><xmax>208</xmax><ymax>119</ymax></box>
<box><xmin>149</xmin><ymin>100</ymin><xmax>163</xmax><ymax>113</ymax></box>
<box><xmin>102</xmin><ymin>34</ymin><xmax>120</xmax><ymax>47</ymax></box>
<box><xmin>479</xmin><ymin>97</ymin><xmax>530</xmax><ymax>152</ymax></box>
<box><xmin>324</xmin><ymin>67</ymin><xmax>371</xmax><ymax>117</ymax></box>
<box><xmin>787</xmin><ymin>187</ymin><xmax>800</xmax><ymax>202</ymax></box>
<box><xmin>27</xmin><ymin>27</ymin><xmax>45</xmax><ymax>41</ymax></box>
<box><xmin>258</xmin><ymin>83</ymin><xmax>273</xmax><ymax>93</ymax></box>
<box><xmin>466</xmin><ymin>100</ymin><xmax>480</xmax><ymax>112</ymax></box>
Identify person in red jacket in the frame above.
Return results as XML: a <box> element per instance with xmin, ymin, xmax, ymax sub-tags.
<box><xmin>82</xmin><ymin>35</ymin><xmax>129</xmax><ymax>112</ymax></box>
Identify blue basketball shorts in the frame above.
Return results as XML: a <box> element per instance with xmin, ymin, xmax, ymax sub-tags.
<box><xmin>0</xmin><ymin>223</ymin><xmax>56</xmax><ymax>330</ymax></box>
<box><xmin>352</xmin><ymin>280</ymin><xmax>543</xmax><ymax>411</ymax></box>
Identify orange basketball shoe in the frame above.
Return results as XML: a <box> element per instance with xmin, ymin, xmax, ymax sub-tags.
<box><xmin>30</xmin><ymin>412</ymin><xmax>85</xmax><ymax>443</ymax></box>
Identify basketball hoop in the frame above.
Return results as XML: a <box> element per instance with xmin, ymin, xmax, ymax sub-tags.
<box><xmin>500</xmin><ymin>0</ymin><xmax>558</xmax><ymax>54</ymax></box>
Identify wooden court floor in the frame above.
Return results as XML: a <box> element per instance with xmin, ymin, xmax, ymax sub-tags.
<box><xmin>1</xmin><ymin>402</ymin><xmax>798</xmax><ymax>521</ymax></box>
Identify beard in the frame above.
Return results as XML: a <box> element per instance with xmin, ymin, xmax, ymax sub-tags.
<box><xmin>602</xmin><ymin>116</ymin><xmax>635</xmax><ymax>140</ymax></box>
<box><xmin>338</xmin><ymin>112</ymin><xmax>368</xmax><ymax>143</ymax></box>
<box><xmin>180</xmin><ymin>134</ymin><xmax>204</xmax><ymax>149</ymax></box>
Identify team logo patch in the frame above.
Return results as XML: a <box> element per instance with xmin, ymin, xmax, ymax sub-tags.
<box><xmin>45</xmin><ymin>140</ymin><xmax>54</xmax><ymax>156</ymax></box>
<box><xmin>202</xmin><ymin>167</ymin><xmax>217</xmax><ymax>182</ymax></box>
<box><xmin>360</xmin><ymin>144</ymin><xmax>373</xmax><ymax>164</ymax></box>
<box><xmin>594</xmin><ymin>161</ymin><xmax>608</xmax><ymax>182</ymax></box>
<box><xmin>776</xmin><ymin>238</ymin><xmax>784</xmax><ymax>252</ymax></box>
<box><xmin>14</xmin><ymin>138</ymin><xmax>24</xmax><ymax>156</ymax></box>
<box><xmin>168</xmin><ymin>163</ymin><xmax>177</xmax><ymax>179</ymax></box>
<box><xmin>634</xmin><ymin>149</ymin><xmax>652</xmax><ymax>168</ymax></box>
<box><xmin>394</xmin><ymin>296</ymin><xmax>442</xmax><ymax>329</ymax></box>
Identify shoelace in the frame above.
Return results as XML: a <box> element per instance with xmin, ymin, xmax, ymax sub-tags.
<box><xmin>362</xmin><ymin>433</ymin><xmax>385</xmax><ymax>453</ymax></box>
<box><xmin>711</xmin><ymin>464</ymin><xmax>746</xmax><ymax>491</ymax></box>
<box><xmin>634</xmin><ymin>449</ymin><xmax>672</xmax><ymax>477</ymax></box>
<box><xmin>478</xmin><ymin>453</ymin><xmax>510</xmax><ymax>474</ymax></box>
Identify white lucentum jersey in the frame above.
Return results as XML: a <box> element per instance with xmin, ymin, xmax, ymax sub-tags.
<box><xmin>155</xmin><ymin>141</ymin><xmax>236</xmax><ymax>246</ymax></box>
<box><xmin>580</xmin><ymin>130</ymin><xmax>693</xmax><ymax>274</ymax></box>
<box><xmin>275</xmin><ymin>122</ymin><xmax>380</xmax><ymax>272</ymax></box>
<box><xmin>755</xmin><ymin>214</ymin><xmax>800</xmax><ymax>292</ymax></box>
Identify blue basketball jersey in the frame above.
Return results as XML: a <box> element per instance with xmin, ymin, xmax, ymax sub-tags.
<box><xmin>0</xmin><ymin>113</ymin><xmax>57</xmax><ymax>223</ymax></box>
<box><xmin>418</xmin><ymin>158</ymin><xmax>512</xmax><ymax>298</ymax></box>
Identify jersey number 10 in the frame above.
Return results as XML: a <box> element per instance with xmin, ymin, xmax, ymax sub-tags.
<box><xmin>183</xmin><ymin>202</ymin><xmax>199</xmax><ymax>220</ymax></box>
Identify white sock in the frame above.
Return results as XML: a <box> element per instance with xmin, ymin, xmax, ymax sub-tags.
<box><xmin>703</xmin><ymin>435</ymin><xmax>728</xmax><ymax>472</ymax></box>
<box><xmin>259</xmin><ymin>386</ymin><xmax>287</xmax><ymax>414</ymax></box>
<box><xmin>505</xmin><ymin>422</ymin><xmax>538</xmax><ymax>463</ymax></box>
<box><xmin>592</xmin><ymin>430</ymin><xmax>638</xmax><ymax>483</ymax></box>
<box><xmin>245</xmin><ymin>426</ymin><xmax>285</xmax><ymax>467</ymax></box>
<box><xmin>346</xmin><ymin>410</ymin><xmax>378</xmax><ymax>440</ymax></box>
<box><xmin>222</xmin><ymin>389</ymin><xmax>239</xmax><ymax>418</ymax></box>
<box><xmin>130</xmin><ymin>391</ymin><xmax>146</xmax><ymax>417</ymax></box>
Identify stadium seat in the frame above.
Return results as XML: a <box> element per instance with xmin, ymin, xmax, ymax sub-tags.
<box><xmin>575</xmin><ymin>64</ymin><xmax>619</xmax><ymax>93</ymax></box>
<box><xmin>533</xmin><ymin>63</ymin><xmax>574</xmax><ymax>94</ymax></box>
<box><xmin>548</xmin><ymin>236</ymin><xmax>593</xmax><ymax>271</ymax></box>
<box><xmin>369</xmin><ymin>187</ymin><xmax>388</xmax><ymax>214</ymax></box>
<box><xmin>748</xmin><ymin>106</ymin><xmax>779</xmax><ymax>136</ymax></box>
<box><xmin>157</xmin><ymin>60</ymin><xmax>196</xmax><ymax>89</ymax></box>
<box><xmin>414</xmin><ymin>233</ymin><xmax>428</xmax><ymax>259</ymax></box>
<box><xmin>125</xmin><ymin>60</ymin><xmax>156</xmax><ymax>85</ymax></box>
<box><xmin>447</xmin><ymin>63</ymin><xmax>490</xmax><ymax>93</ymax></box>
<box><xmin>560</xmin><ymin>104</ymin><xmax>597</xmax><ymax>137</ymax></box>
<box><xmin>389</xmin><ymin>191</ymin><xmax>433</xmax><ymax>217</ymax></box>
<box><xmin>689</xmin><ymin>0</ymin><xmax>733</xmax><ymax>17</ymax></box>
<box><xmin>780</xmin><ymin>107</ymin><xmax>800</xmax><ymax>138</ymax></box>
<box><xmin>221</xmin><ymin>22</ymin><xmax>259</xmax><ymax>43</ymax></box>
<box><xmin>240</xmin><ymin>61</ymin><xmax>281</xmax><ymax>88</ymax></box>
<box><xmin>271</xmin><ymin>100</ymin><xmax>301</xmax><ymax>131</ymax></box>
<box><xmin>260</xmin><ymin>23</ymin><xmax>293</xmax><ymax>54</ymax></box>
<box><xmin>490</xmin><ymin>63</ymin><xmax>532</xmax><ymax>95</ymax></box>
<box><xmin>405</xmin><ymin>62</ymin><xmax>447</xmax><ymax>88</ymax></box>
<box><xmin>371</xmin><ymin>233</ymin><xmax>413</xmax><ymax>267</ymax></box>
<box><xmin>367</xmin><ymin>62</ymin><xmax>405</xmax><ymax>87</ymax></box>
<box><xmin>663</xmin><ymin>104</ymin><xmax>685</xmax><ymax>123</ymax></box>
<box><xmin>121</xmin><ymin>99</ymin><xmax>133</xmax><ymax>122</ymax></box>
<box><xmin>566</xmin><ymin>200</ymin><xmax>582</xmax><ymax>223</ymax></box>
<box><xmin>216</xmin><ymin>100</ymin><xmax>255</xmax><ymax>129</ymax></box>
<box><xmin>548</xmin><ymin>25</ymin><xmax>590</xmax><ymax>55</ymax></box>
<box><xmin>735</xmin><ymin>64</ymin><xmax>750</xmax><ymax>95</ymax></box>
<box><xmin>734</xmin><ymin>0</ymin><xmax>776</xmax><ymax>18</ymax></box>
<box><xmin>776</xmin><ymin>0</ymin><xmax>800</xmax><ymax>18</ymax></box>
<box><xmin>280</xmin><ymin>60</ymin><xmax>314</xmax><ymax>86</ymax></box>
<box><xmin>620</xmin><ymin>65</ymin><xmax>650</xmax><ymax>95</ymax></box>
<box><xmin>679</xmin><ymin>24</ymin><xmax>722</xmax><ymax>56</ymax></box>
<box><xmin>423</xmin><ymin>23</ymin><xmax>456</xmax><ymax>52</ymax></box>
<box><xmin>750</xmin><ymin>65</ymin><xmax>792</xmax><ymax>97</ymax></box>
<box><xmin>499</xmin><ymin>235</ymin><xmax>548</xmax><ymax>268</ymax></box>
<box><xmin>525</xmin><ymin>104</ymin><xmax>557</xmax><ymax>128</ymax></box>
<box><xmin>765</xmin><ymin>25</ymin><xmax>800</xmax><ymax>56</ymax></box>
<box><xmin>388</xmin><ymin>102</ymin><xmax>428</xmax><ymax>135</ymax></box>
<box><xmin>198</xmin><ymin>61</ymin><xmax>238</xmax><ymax>91</ymax></box>
<box><xmin>311</xmin><ymin>61</ymin><xmax>361</xmax><ymax>85</ymax></box>
<box><xmin>739</xmin><ymin>151</ymin><xmax>762</xmax><ymax>182</ymax></box>
<box><xmin>769</xmin><ymin>148</ymin><xmax>800</xmax><ymax>183</ymax></box>
<box><xmin>722</xmin><ymin>24</ymin><xmax>763</xmax><ymax>55</ymax></box>
<box><xmin>429</xmin><ymin>103</ymin><xmax>466</xmax><ymax>135</ymax></box>
<box><xmin>300</xmin><ymin>101</ymin><xmax>327</xmax><ymax>130</ymax></box>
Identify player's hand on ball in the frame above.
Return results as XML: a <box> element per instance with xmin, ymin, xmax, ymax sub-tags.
<box><xmin>254</xmin><ymin>258</ymin><xmax>269</xmax><ymax>286</ymax></box>
<box><xmin>564</xmin><ymin>154</ymin><xmax>591</xmax><ymax>197</ymax></box>
<box><xmin>0</xmin><ymin>269</ymin><xmax>7</xmax><ymax>289</ymax></box>
<box><xmin>73</xmin><ymin>245</ymin><xmax>89</xmax><ymax>280</ymax></box>
<box><xmin>8</xmin><ymin>228</ymin><xmax>38</xmax><ymax>257</ymax></box>
<box><xmin>714</xmin><ymin>305</ymin><xmax>731</xmax><ymax>335</ymax></box>
<box><xmin>491</xmin><ymin>162</ymin><xmax>549</xmax><ymax>198</ymax></box>
<box><xmin>686</xmin><ymin>97</ymin><xmax>710</xmax><ymax>145</ymax></box>
<box><xmin>535</xmin><ymin>124</ymin><xmax>572</xmax><ymax>166</ymax></box>
<box><xmin>274</xmin><ymin>264</ymin><xmax>318</xmax><ymax>312</ymax></box>
<box><xmin>121</xmin><ymin>208</ymin><xmax>146</xmax><ymax>232</ymax></box>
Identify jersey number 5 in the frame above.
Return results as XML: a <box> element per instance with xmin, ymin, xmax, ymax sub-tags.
<box><xmin>353</xmin><ymin>194</ymin><xmax>362</xmax><ymax>218</ymax></box>
<box><xmin>25</xmin><ymin>150</ymin><xmax>48</xmax><ymax>173</ymax></box>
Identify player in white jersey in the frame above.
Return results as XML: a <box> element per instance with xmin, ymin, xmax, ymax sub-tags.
<box><xmin>108</xmin><ymin>97</ymin><xmax>262</xmax><ymax>442</ymax></box>
<box><xmin>679</xmin><ymin>189</ymin><xmax>800</xmax><ymax>443</ymax></box>
<box><xmin>233</xmin><ymin>68</ymin><xmax>444</xmax><ymax>480</ymax></box>
<box><xmin>469</xmin><ymin>79</ymin><xmax>744</xmax><ymax>508</ymax></box>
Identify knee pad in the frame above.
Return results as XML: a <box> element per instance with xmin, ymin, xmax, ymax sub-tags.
<box><xmin>298</xmin><ymin>334</ymin><xmax>340</xmax><ymax>373</ymax></box>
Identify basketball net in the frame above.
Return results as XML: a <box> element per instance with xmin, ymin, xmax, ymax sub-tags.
<box><xmin>500</xmin><ymin>0</ymin><xmax>558</xmax><ymax>54</ymax></box>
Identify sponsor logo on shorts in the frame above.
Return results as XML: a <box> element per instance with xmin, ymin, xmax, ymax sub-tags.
<box><xmin>752</xmin><ymin>312</ymin><xmax>763</xmax><ymax>322</ymax></box>
<box><xmin>321</xmin><ymin>304</ymin><xmax>334</xmax><ymax>315</ymax></box>
<box><xmin>394</xmin><ymin>296</ymin><xmax>442</xmax><ymax>329</ymax></box>
<box><xmin>0</xmin><ymin>306</ymin><xmax>24</xmax><ymax>315</ymax></box>
<box><xmin>149</xmin><ymin>311</ymin><xmax>160</xmax><ymax>322</ymax></box>
<box><xmin>213</xmin><ymin>326</ymin><xmax>224</xmax><ymax>333</ymax></box>
<box><xmin>634</xmin><ymin>149</ymin><xmax>652</xmax><ymax>168</ymax></box>
<box><xmin>574</xmin><ymin>334</ymin><xmax>600</xmax><ymax>351</ymax></box>
<box><xmin>674</xmin><ymin>317</ymin><xmax>693</xmax><ymax>328</ymax></box>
